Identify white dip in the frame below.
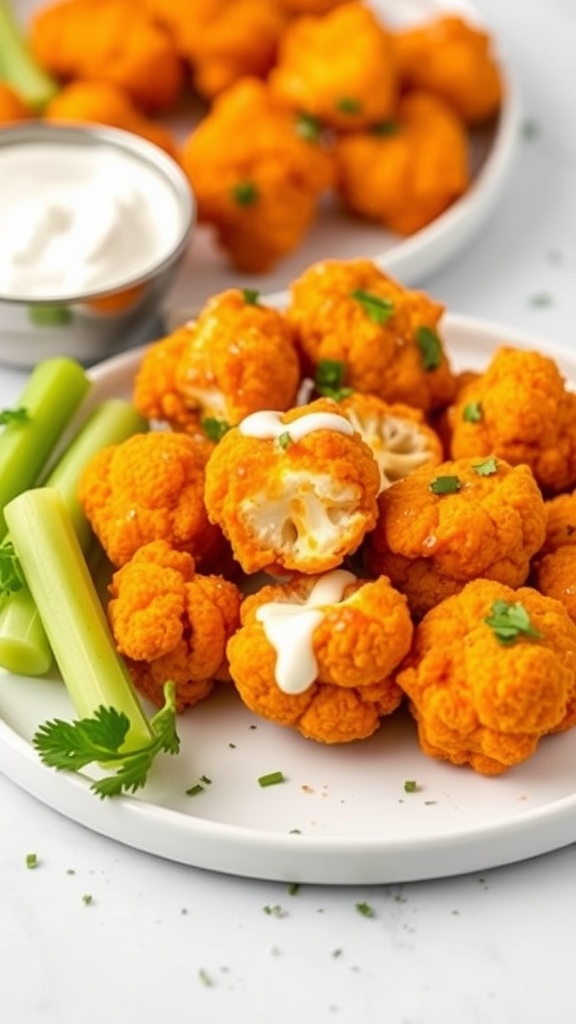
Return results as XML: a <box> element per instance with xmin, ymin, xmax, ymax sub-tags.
<box><xmin>0</xmin><ymin>142</ymin><xmax>185</xmax><ymax>300</ymax></box>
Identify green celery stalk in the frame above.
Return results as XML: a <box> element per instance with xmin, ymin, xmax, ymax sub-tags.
<box><xmin>4</xmin><ymin>487</ymin><xmax>153</xmax><ymax>751</ymax></box>
<box><xmin>0</xmin><ymin>0</ymin><xmax>59</xmax><ymax>111</ymax></box>
<box><xmin>0</xmin><ymin>357</ymin><xmax>90</xmax><ymax>539</ymax></box>
<box><xmin>0</xmin><ymin>398</ymin><xmax>148</xmax><ymax>676</ymax></box>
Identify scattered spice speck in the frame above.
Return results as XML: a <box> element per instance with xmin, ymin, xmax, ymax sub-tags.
<box><xmin>66</xmin><ymin>868</ymin><xmax>76</xmax><ymax>875</ymax></box>
<box><xmin>263</xmin><ymin>903</ymin><xmax>288</xmax><ymax>918</ymax></box>
<box><xmin>521</xmin><ymin>118</ymin><xmax>540</xmax><ymax>139</ymax></box>
<box><xmin>355</xmin><ymin>901</ymin><xmax>375</xmax><ymax>918</ymax></box>
<box><xmin>332</xmin><ymin>948</ymin><xmax>343</xmax><ymax>958</ymax></box>
<box><xmin>228</xmin><ymin>742</ymin><xmax>236</xmax><ymax>749</ymax></box>
<box><xmin>25</xmin><ymin>852</ymin><xmax>38</xmax><ymax>869</ymax></box>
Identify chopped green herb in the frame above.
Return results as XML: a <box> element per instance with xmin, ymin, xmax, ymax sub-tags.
<box><xmin>289</xmin><ymin>828</ymin><xmax>302</xmax><ymax>834</ymax></box>
<box><xmin>521</xmin><ymin>118</ymin><xmax>540</xmax><ymax>139</ymax></box>
<box><xmin>314</xmin><ymin>359</ymin><xmax>353</xmax><ymax>400</ymax></box>
<box><xmin>232</xmin><ymin>180</ymin><xmax>258</xmax><ymax>206</ymax></box>
<box><xmin>332</xmin><ymin>948</ymin><xmax>343</xmax><ymax>958</ymax></box>
<box><xmin>403</xmin><ymin>779</ymin><xmax>418</xmax><ymax>793</ymax></box>
<box><xmin>350</xmin><ymin>289</ymin><xmax>395</xmax><ymax>325</ymax></box>
<box><xmin>429</xmin><ymin>475</ymin><xmax>462</xmax><ymax>495</ymax></box>
<box><xmin>355</xmin><ymin>901</ymin><xmax>375</xmax><ymax>918</ymax></box>
<box><xmin>473</xmin><ymin>457</ymin><xmax>498</xmax><ymax>476</ymax></box>
<box><xmin>277</xmin><ymin>432</ymin><xmax>292</xmax><ymax>451</ymax></box>
<box><xmin>263</xmin><ymin>904</ymin><xmax>288</xmax><ymax>917</ymax></box>
<box><xmin>485</xmin><ymin>600</ymin><xmax>543</xmax><ymax>646</ymax></box>
<box><xmin>185</xmin><ymin>783</ymin><xmax>205</xmax><ymax>797</ymax></box>
<box><xmin>0</xmin><ymin>407</ymin><xmax>28</xmax><ymax>426</ymax></box>
<box><xmin>287</xmin><ymin>882</ymin><xmax>300</xmax><ymax>896</ymax></box>
<box><xmin>0</xmin><ymin>541</ymin><xmax>26</xmax><ymax>595</ymax></box>
<box><xmin>371</xmin><ymin>119</ymin><xmax>400</xmax><ymax>137</ymax></box>
<box><xmin>258</xmin><ymin>770</ymin><xmax>285</xmax><ymax>787</ymax></box>
<box><xmin>25</xmin><ymin>852</ymin><xmax>38</xmax><ymax>869</ymax></box>
<box><xmin>295</xmin><ymin>111</ymin><xmax>322</xmax><ymax>141</ymax></box>
<box><xmin>529</xmin><ymin>291</ymin><xmax>553</xmax><ymax>307</ymax></box>
<box><xmin>198</xmin><ymin>968</ymin><xmax>214</xmax><ymax>987</ymax></box>
<box><xmin>337</xmin><ymin>97</ymin><xmax>361</xmax><ymax>114</ymax></box>
<box><xmin>463</xmin><ymin>401</ymin><xmax>483</xmax><ymax>423</ymax></box>
<box><xmin>200</xmin><ymin>774</ymin><xmax>212</xmax><ymax>785</ymax></box>
<box><xmin>82</xmin><ymin>894</ymin><xmax>93</xmax><ymax>906</ymax></box>
<box><xmin>202</xmin><ymin>417</ymin><xmax>231</xmax><ymax>443</ymax></box>
<box><xmin>242</xmin><ymin>288</ymin><xmax>260</xmax><ymax>305</ymax></box>
<box><xmin>416</xmin><ymin>326</ymin><xmax>442</xmax><ymax>371</ymax></box>
<box><xmin>28</xmin><ymin>304</ymin><xmax>72</xmax><ymax>327</ymax></box>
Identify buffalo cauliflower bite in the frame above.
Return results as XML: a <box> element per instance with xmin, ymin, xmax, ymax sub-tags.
<box><xmin>204</xmin><ymin>398</ymin><xmax>380</xmax><ymax>574</ymax></box>
<box><xmin>287</xmin><ymin>259</ymin><xmax>455</xmax><ymax>411</ymax></box>
<box><xmin>227</xmin><ymin>569</ymin><xmax>412</xmax><ymax>742</ymax></box>
<box><xmin>338</xmin><ymin>392</ymin><xmax>443</xmax><ymax>492</ymax></box>
<box><xmin>132</xmin><ymin>326</ymin><xmax>206</xmax><ymax>434</ymax></box>
<box><xmin>180</xmin><ymin>78</ymin><xmax>334</xmax><ymax>273</ymax></box>
<box><xmin>334</xmin><ymin>90</ymin><xmax>470</xmax><ymax>236</ymax></box>
<box><xmin>107</xmin><ymin>540</ymin><xmax>242</xmax><ymax>711</ymax></box>
<box><xmin>268</xmin><ymin>1</ymin><xmax>398</xmax><ymax>132</ymax></box>
<box><xmin>395</xmin><ymin>578</ymin><xmax>576</xmax><ymax>775</ymax></box>
<box><xmin>79</xmin><ymin>430</ymin><xmax>223</xmax><ymax>570</ymax></box>
<box><xmin>365</xmin><ymin>457</ymin><xmax>546</xmax><ymax>619</ymax></box>
<box><xmin>449</xmin><ymin>347</ymin><xmax>576</xmax><ymax>493</ymax></box>
<box><xmin>532</xmin><ymin>492</ymin><xmax>576</xmax><ymax>623</ymax></box>
<box><xmin>392</xmin><ymin>14</ymin><xmax>503</xmax><ymax>125</ymax></box>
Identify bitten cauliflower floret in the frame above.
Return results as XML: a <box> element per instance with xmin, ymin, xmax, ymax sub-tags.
<box><xmin>287</xmin><ymin>258</ymin><xmax>455</xmax><ymax>411</ymax></box>
<box><xmin>448</xmin><ymin>347</ymin><xmax>576</xmax><ymax>494</ymax></box>
<box><xmin>180</xmin><ymin>77</ymin><xmax>334</xmax><ymax>273</ymax></box>
<box><xmin>268</xmin><ymin>1</ymin><xmax>398</xmax><ymax>132</ymax></box>
<box><xmin>392</xmin><ymin>14</ymin><xmax>503</xmax><ymax>125</ymax></box>
<box><xmin>79</xmin><ymin>431</ymin><xmax>223</xmax><ymax>569</ymax></box>
<box><xmin>334</xmin><ymin>90</ymin><xmax>470</xmax><ymax>236</ymax></box>
<box><xmin>107</xmin><ymin>540</ymin><xmax>242</xmax><ymax>711</ymax></box>
<box><xmin>338</xmin><ymin>392</ymin><xmax>443</xmax><ymax>492</ymax></box>
<box><xmin>365</xmin><ymin>457</ymin><xmax>546</xmax><ymax>618</ymax></box>
<box><xmin>395</xmin><ymin>578</ymin><xmax>576</xmax><ymax>775</ymax></box>
<box><xmin>227</xmin><ymin>569</ymin><xmax>412</xmax><ymax>742</ymax></box>
<box><xmin>204</xmin><ymin>398</ymin><xmax>380</xmax><ymax>574</ymax></box>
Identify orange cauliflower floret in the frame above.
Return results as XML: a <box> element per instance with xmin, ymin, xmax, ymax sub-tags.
<box><xmin>269</xmin><ymin>1</ymin><xmax>398</xmax><ymax>132</ymax></box>
<box><xmin>279</xmin><ymin>0</ymin><xmax>348</xmax><ymax>13</ymax></box>
<box><xmin>180</xmin><ymin>77</ymin><xmax>334</xmax><ymax>273</ymax></box>
<box><xmin>29</xmin><ymin>0</ymin><xmax>184</xmax><ymax>113</ymax></box>
<box><xmin>448</xmin><ymin>347</ymin><xmax>576</xmax><ymax>494</ymax></box>
<box><xmin>334</xmin><ymin>90</ymin><xmax>470</xmax><ymax>236</ymax></box>
<box><xmin>392</xmin><ymin>14</ymin><xmax>503</xmax><ymax>125</ymax></box>
<box><xmin>0</xmin><ymin>82</ymin><xmax>32</xmax><ymax>122</ymax></box>
<box><xmin>107</xmin><ymin>540</ymin><xmax>242</xmax><ymax>711</ymax></box>
<box><xmin>532</xmin><ymin>492</ymin><xmax>576</xmax><ymax>624</ymax></box>
<box><xmin>287</xmin><ymin>259</ymin><xmax>455</xmax><ymax>411</ymax></box>
<box><xmin>365</xmin><ymin>457</ymin><xmax>546</xmax><ymax>619</ymax></box>
<box><xmin>204</xmin><ymin>398</ymin><xmax>380</xmax><ymax>574</ymax></box>
<box><xmin>227</xmin><ymin>569</ymin><xmax>412</xmax><ymax>742</ymax></box>
<box><xmin>79</xmin><ymin>430</ymin><xmax>223</xmax><ymax>570</ymax></box>
<box><xmin>396</xmin><ymin>578</ymin><xmax>576</xmax><ymax>775</ymax></box>
<box><xmin>337</xmin><ymin>392</ymin><xmax>443</xmax><ymax>492</ymax></box>
<box><xmin>132</xmin><ymin>327</ymin><xmax>208</xmax><ymax>435</ymax></box>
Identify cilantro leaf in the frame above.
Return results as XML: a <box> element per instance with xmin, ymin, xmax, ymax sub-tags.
<box><xmin>232</xmin><ymin>181</ymin><xmax>258</xmax><ymax>206</ymax></box>
<box><xmin>429</xmin><ymin>475</ymin><xmax>462</xmax><ymax>495</ymax></box>
<box><xmin>350</xmin><ymin>289</ymin><xmax>395</xmax><ymax>325</ymax></box>
<box><xmin>473</xmin><ymin>457</ymin><xmax>498</xmax><ymax>476</ymax></box>
<box><xmin>485</xmin><ymin>600</ymin><xmax>543</xmax><ymax>645</ymax></box>
<box><xmin>371</xmin><ymin>120</ymin><xmax>400</xmax><ymax>137</ymax></box>
<box><xmin>336</xmin><ymin>97</ymin><xmax>361</xmax><ymax>114</ymax></box>
<box><xmin>416</xmin><ymin>326</ymin><xmax>442</xmax><ymax>371</ymax></box>
<box><xmin>202</xmin><ymin>417</ymin><xmax>231</xmax><ymax>443</ymax></box>
<box><xmin>242</xmin><ymin>288</ymin><xmax>260</xmax><ymax>305</ymax></box>
<box><xmin>463</xmin><ymin>401</ymin><xmax>483</xmax><ymax>423</ymax></box>
<box><xmin>314</xmin><ymin>359</ymin><xmax>353</xmax><ymax>400</ymax></box>
<box><xmin>295</xmin><ymin>112</ymin><xmax>322</xmax><ymax>142</ymax></box>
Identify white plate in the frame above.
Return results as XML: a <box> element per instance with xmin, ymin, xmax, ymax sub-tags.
<box><xmin>165</xmin><ymin>0</ymin><xmax>521</xmax><ymax>317</ymax></box>
<box><xmin>1</xmin><ymin>313</ymin><xmax>576</xmax><ymax>885</ymax></box>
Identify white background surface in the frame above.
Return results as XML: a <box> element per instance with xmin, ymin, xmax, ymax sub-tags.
<box><xmin>2</xmin><ymin>1</ymin><xmax>576</xmax><ymax>1022</ymax></box>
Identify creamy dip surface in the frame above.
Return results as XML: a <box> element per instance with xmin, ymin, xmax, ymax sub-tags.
<box><xmin>0</xmin><ymin>142</ymin><xmax>185</xmax><ymax>300</ymax></box>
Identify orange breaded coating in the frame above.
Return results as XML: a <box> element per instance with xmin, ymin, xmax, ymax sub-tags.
<box><xmin>0</xmin><ymin>82</ymin><xmax>32</xmax><ymax>122</ymax></box>
<box><xmin>227</xmin><ymin>569</ymin><xmax>412</xmax><ymax>742</ymax></box>
<box><xmin>392</xmin><ymin>14</ymin><xmax>503</xmax><ymax>125</ymax></box>
<box><xmin>204</xmin><ymin>398</ymin><xmax>380</xmax><ymax>575</ymax></box>
<box><xmin>173</xmin><ymin>289</ymin><xmax>301</xmax><ymax>429</ymax></box>
<box><xmin>78</xmin><ymin>431</ymin><xmax>222</xmax><ymax>570</ymax></box>
<box><xmin>108</xmin><ymin>540</ymin><xmax>242</xmax><ymax>711</ymax></box>
<box><xmin>180</xmin><ymin>78</ymin><xmax>334</xmax><ymax>273</ymax></box>
<box><xmin>396</xmin><ymin>578</ymin><xmax>576</xmax><ymax>775</ymax></box>
<box><xmin>143</xmin><ymin>0</ymin><xmax>287</xmax><ymax>100</ymax></box>
<box><xmin>334</xmin><ymin>90</ymin><xmax>470</xmax><ymax>236</ymax></box>
<box><xmin>269</xmin><ymin>1</ymin><xmax>398</xmax><ymax>132</ymax></box>
<box><xmin>279</xmin><ymin>0</ymin><xmax>347</xmax><ymax>13</ymax></box>
<box><xmin>365</xmin><ymin>457</ymin><xmax>546</xmax><ymax>619</ymax></box>
<box><xmin>29</xmin><ymin>0</ymin><xmax>184</xmax><ymax>113</ymax></box>
<box><xmin>448</xmin><ymin>347</ymin><xmax>576</xmax><ymax>494</ymax></box>
<box><xmin>132</xmin><ymin>327</ymin><xmax>207</xmax><ymax>435</ymax></box>
<box><xmin>338</xmin><ymin>393</ymin><xmax>443</xmax><ymax>492</ymax></box>
<box><xmin>287</xmin><ymin>259</ymin><xmax>455</xmax><ymax>411</ymax></box>
<box><xmin>44</xmin><ymin>80</ymin><xmax>180</xmax><ymax>160</ymax></box>
<box><xmin>532</xmin><ymin>492</ymin><xmax>576</xmax><ymax>623</ymax></box>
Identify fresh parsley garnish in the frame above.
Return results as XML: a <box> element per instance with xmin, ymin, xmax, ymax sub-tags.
<box><xmin>232</xmin><ymin>180</ymin><xmax>258</xmax><ymax>206</ymax></box>
<box><xmin>25</xmin><ymin>852</ymin><xmax>38</xmax><ymax>869</ymax></box>
<box><xmin>403</xmin><ymin>779</ymin><xmax>418</xmax><ymax>793</ymax></box>
<box><xmin>0</xmin><ymin>541</ymin><xmax>26</xmax><ymax>595</ymax></box>
<box><xmin>258</xmin><ymin>770</ymin><xmax>285</xmax><ymax>787</ymax></box>
<box><xmin>314</xmin><ymin>359</ymin><xmax>353</xmax><ymax>400</ymax></box>
<box><xmin>350</xmin><ymin>289</ymin><xmax>395</xmax><ymax>325</ymax></box>
<box><xmin>295</xmin><ymin>111</ymin><xmax>322</xmax><ymax>142</ymax></box>
<box><xmin>0</xmin><ymin>406</ymin><xmax>28</xmax><ymax>426</ymax></box>
<box><xmin>336</xmin><ymin>97</ymin><xmax>361</xmax><ymax>114</ymax></box>
<box><xmin>416</xmin><ymin>326</ymin><xmax>442</xmax><ymax>371</ymax></box>
<box><xmin>242</xmin><ymin>288</ymin><xmax>260</xmax><ymax>305</ymax></box>
<box><xmin>473</xmin><ymin>457</ymin><xmax>498</xmax><ymax>476</ymax></box>
<box><xmin>202</xmin><ymin>417</ymin><xmax>231</xmax><ymax>443</ymax></box>
<box><xmin>371</xmin><ymin>120</ymin><xmax>400</xmax><ymax>137</ymax></box>
<box><xmin>429</xmin><ymin>475</ymin><xmax>462</xmax><ymax>495</ymax></box>
<box><xmin>277</xmin><ymin>432</ymin><xmax>292</xmax><ymax>450</ymax></box>
<box><xmin>485</xmin><ymin>600</ymin><xmax>543</xmax><ymax>646</ymax></box>
<box><xmin>463</xmin><ymin>401</ymin><xmax>483</xmax><ymax>423</ymax></box>
<box><xmin>355</xmin><ymin>901</ymin><xmax>375</xmax><ymax>918</ymax></box>
<box><xmin>33</xmin><ymin>681</ymin><xmax>180</xmax><ymax>798</ymax></box>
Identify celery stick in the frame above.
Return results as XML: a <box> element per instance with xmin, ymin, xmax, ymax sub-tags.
<box><xmin>0</xmin><ymin>0</ymin><xmax>59</xmax><ymax>111</ymax></box>
<box><xmin>0</xmin><ymin>357</ymin><xmax>90</xmax><ymax>538</ymax></box>
<box><xmin>0</xmin><ymin>398</ymin><xmax>148</xmax><ymax>676</ymax></box>
<box><xmin>4</xmin><ymin>488</ymin><xmax>152</xmax><ymax>750</ymax></box>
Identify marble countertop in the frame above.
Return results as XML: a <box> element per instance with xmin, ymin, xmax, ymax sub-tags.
<box><xmin>2</xmin><ymin>1</ymin><xmax>576</xmax><ymax>1022</ymax></box>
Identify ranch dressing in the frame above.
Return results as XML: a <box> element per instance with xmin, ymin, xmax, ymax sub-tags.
<box><xmin>0</xmin><ymin>142</ymin><xmax>185</xmax><ymax>299</ymax></box>
<box><xmin>239</xmin><ymin>409</ymin><xmax>354</xmax><ymax>441</ymax></box>
<box><xmin>256</xmin><ymin>569</ymin><xmax>356</xmax><ymax>694</ymax></box>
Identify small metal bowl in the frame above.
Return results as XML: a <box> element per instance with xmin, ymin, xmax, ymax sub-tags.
<box><xmin>0</xmin><ymin>122</ymin><xmax>195</xmax><ymax>368</ymax></box>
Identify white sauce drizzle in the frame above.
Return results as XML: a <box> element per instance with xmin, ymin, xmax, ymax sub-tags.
<box><xmin>256</xmin><ymin>569</ymin><xmax>356</xmax><ymax>694</ymax></box>
<box><xmin>239</xmin><ymin>409</ymin><xmax>354</xmax><ymax>442</ymax></box>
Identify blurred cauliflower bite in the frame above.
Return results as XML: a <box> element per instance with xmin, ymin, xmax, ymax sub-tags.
<box><xmin>227</xmin><ymin>569</ymin><xmax>413</xmax><ymax>743</ymax></box>
<box><xmin>396</xmin><ymin>578</ymin><xmax>576</xmax><ymax>775</ymax></box>
<box><xmin>533</xmin><ymin>492</ymin><xmax>576</xmax><ymax>624</ymax></box>
<box><xmin>365</xmin><ymin>456</ymin><xmax>546</xmax><ymax>618</ymax></box>
<box><xmin>204</xmin><ymin>398</ymin><xmax>380</xmax><ymax>574</ymax></box>
<box><xmin>107</xmin><ymin>540</ymin><xmax>242</xmax><ymax>711</ymax></box>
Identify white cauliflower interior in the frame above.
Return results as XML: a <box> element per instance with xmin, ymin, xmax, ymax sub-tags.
<box><xmin>346</xmin><ymin>408</ymin><xmax>435</xmax><ymax>491</ymax></box>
